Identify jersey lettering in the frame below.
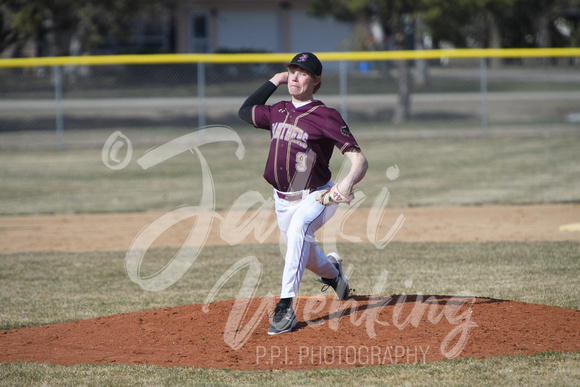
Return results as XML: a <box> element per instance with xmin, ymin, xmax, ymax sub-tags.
<box><xmin>253</xmin><ymin>101</ymin><xmax>360</xmax><ymax>191</ymax></box>
<box><xmin>271</xmin><ymin>122</ymin><xmax>308</xmax><ymax>149</ymax></box>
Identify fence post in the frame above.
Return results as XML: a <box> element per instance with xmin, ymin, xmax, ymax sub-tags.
<box><xmin>197</xmin><ymin>62</ymin><xmax>207</xmax><ymax>128</ymax></box>
<box><xmin>53</xmin><ymin>65</ymin><xmax>65</xmax><ymax>149</ymax></box>
<box><xmin>479</xmin><ymin>57</ymin><xmax>488</xmax><ymax>137</ymax></box>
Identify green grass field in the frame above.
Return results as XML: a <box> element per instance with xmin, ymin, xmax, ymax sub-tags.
<box><xmin>1</xmin><ymin>128</ymin><xmax>579</xmax><ymax>385</ymax></box>
<box><xmin>1</xmin><ymin>242</ymin><xmax>578</xmax><ymax>330</ymax></box>
<box><xmin>1</xmin><ymin>352</ymin><xmax>578</xmax><ymax>386</ymax></box>
<box><xmin>1</xmin><ymin>126</ymin><xmax>579</xmax><ymax>214</ymax></box>
<box><xmin>0</xmin><ymin>241</ymin><xmax>579</xmax><ymax>385</ymax></box>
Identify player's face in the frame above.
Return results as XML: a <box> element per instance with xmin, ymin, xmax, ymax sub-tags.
<box><xmin>287</xmin><ymin>67</ymin><xmax>320</xmax><ymax>101</ymax></box>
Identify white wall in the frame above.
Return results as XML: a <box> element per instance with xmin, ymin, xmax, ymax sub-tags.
<box><xmin>288</xmin><ymin>13</ymin><xmax>352</xmax><ymax>53</ymax></box>
<box><xmin>217</xmin><ymin>8</ymin><xmax>280</xmax><ymax>52</ymax></box>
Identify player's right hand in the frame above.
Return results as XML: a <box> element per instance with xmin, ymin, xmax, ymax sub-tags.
<box><xmin>270</xmin><ymin>72</ymin><xmax>288</xmax><ymax>86</ymax></box>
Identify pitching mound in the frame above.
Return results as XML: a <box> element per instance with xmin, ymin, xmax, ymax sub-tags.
<box><xmin>1</xmin><ymin>295</ymin><xmax>578</xmax><ymax>370</ymax></box>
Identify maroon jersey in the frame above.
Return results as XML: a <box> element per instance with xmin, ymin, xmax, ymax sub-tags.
<box><xmin>250</xmin><ymin>100</ymin><xmax>360</xmax><ymax>192</ymax></box>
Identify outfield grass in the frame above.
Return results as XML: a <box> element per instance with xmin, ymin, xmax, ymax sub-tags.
<box><xmin>1</xmin><ymin>128</ymin><xmax>579</xmax><ymax>215</ymax></box>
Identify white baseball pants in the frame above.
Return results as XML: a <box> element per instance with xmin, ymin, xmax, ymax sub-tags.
<box><xmin>274</xmin><ymin>186</ymin><xmax>340</xmax><ymax>299</ymax></box>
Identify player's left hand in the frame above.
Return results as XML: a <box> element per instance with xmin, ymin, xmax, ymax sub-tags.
<box><xmin>316</xmin><ymin>185</ymin><xmax>354</xmax><ymax>206</ymax></box>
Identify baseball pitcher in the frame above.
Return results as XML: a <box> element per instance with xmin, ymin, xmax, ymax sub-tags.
<box><xmin>238</xmin><ymin>52</ymin><xmax>368</xmax><ymax>335</ymax></box>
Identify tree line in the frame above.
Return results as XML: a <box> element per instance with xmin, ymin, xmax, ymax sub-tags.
<box><xmin>309</xmin><ymin>0</ymin><xmax>579</xmax><ymax>122</ymax></box>
<box><xmin>2</xmin><ymin>0</ymin><xmax>578</xmax><ymax>124</ymax></box>
<box><xmin>0</xmin><ymin>0</ymin><xmax>173</xmax><ymax>57</ymax></box>
<box><xmin>310</xmin><ymin>0</ymin><xmax>579</xmax><ymax>51</ymax></box>
<box><xmin>1</xmin><ymin>0</ymin><xmax>578</xmax><ymax>58</ymax></box>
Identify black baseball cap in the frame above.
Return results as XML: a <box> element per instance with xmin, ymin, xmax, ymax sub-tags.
<box><xmin>286</xmin><ymin>52</ymin><xmax>323</xmax><ymax>76</ymax></box>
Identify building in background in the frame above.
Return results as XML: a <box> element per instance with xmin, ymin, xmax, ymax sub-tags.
<box><xmin>173</xmin><ymin>0</ymin><xmax>354</xmax><ymax>54</ymax></box>
<box><xmin>0</xmin><ymin>1</ymin><xmax>355</xmax><ymax>58</ymax></box>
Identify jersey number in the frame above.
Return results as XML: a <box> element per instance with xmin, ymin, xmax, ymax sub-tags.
<box><xmin>295</xmin><ymin>152</ymin><xmax>308</xmax><ymax>172</ymax></box>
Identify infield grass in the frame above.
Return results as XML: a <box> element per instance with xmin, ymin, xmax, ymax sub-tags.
<box><xmin>1</xmin><ymin>351</ymin><xmax>579</xmax><ymax>386</ymax></box>
<box><xmin>1</xmin><ymin>242</ymin><xmax>578</xmax><ymax>330</ymax></box>
<box><xmin>0</xmin><ymin>242</ymin><xmax>579</xmax><ymax>385</ymax></box>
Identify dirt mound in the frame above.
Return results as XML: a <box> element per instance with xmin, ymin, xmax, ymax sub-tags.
<box><xmin>1</xmin><ymin>295</ymin><xmax>578</xmax><ymax>370</ymax></box>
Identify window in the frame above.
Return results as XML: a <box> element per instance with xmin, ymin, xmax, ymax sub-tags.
<box><xmin>190</xmin><ymin>14</ymin><xmax>209</xmax><ymax>53</ymax></box>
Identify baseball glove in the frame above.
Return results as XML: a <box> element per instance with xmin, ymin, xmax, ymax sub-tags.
<box><xmin>316</xmin><ymin>185</ymin><xmax>354</xmax><ymax>206</ymax></box>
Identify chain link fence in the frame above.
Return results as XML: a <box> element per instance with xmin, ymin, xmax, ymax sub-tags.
<box><xmin>1</xmin><ymin>50</ymin><xmax>579</xmax><ymax>151</ymax></box>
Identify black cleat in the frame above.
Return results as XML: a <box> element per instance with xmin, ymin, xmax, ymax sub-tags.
<box><xmin>318</xmin><ymin>252</ymin><xmax>350</xmax><ymax>300</ymax></box>
<box><xmin>268</xmin><ymin>300</ymin><xmax>297</xmax><ymax>335</ymax></box>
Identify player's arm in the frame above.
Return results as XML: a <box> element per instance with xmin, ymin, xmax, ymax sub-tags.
<box><xmin>238</xmin><ymin>72</ymin><xmax>288</xmax><ymax>125</ymax></box>
<box><xmin>335</xmin><ymin>147</ymin><xmax>368</xmax><ymax>197</ymax></box>
<box><xmin>316</xmin><ymin>146</ymin><xmax>368</xmax><ymax>206</ymax></box>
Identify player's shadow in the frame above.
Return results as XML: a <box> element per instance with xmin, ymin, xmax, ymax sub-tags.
<box><xmin>294</xmin><ymin>294</ymin><xmax>506</xmax><ymax>332</ymax></box>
